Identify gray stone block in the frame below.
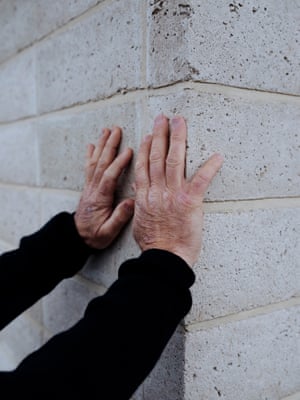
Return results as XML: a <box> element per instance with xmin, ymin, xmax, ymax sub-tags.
<box><xmin>148</xmin><ymin>0</ymin><xmax>300</xmax><ymax>94</ymax></box>
<box><xmin>82</xmin><ymin>220</ymin><xmax>140</xmax><ymax>287</ymax></box>
<box><xmin>0</xmin><ymin>122</ymin><xmax>38</xmax><ymax>186</ymax></box>
<box><xmin>0</xmin><ymin>185</ymin><xmax>40</xmax><ymax>245</ymax></box>
<box><xmin>37</xmin><ymin>101</ymin><xmax>137</xmax><ymax>197</ymax></box>
<box><xmin>187</xmin><ymin>208</ymin><xmax>300</xmax><ymax>324</ymax></box>
<box><xmin>143</xmin><ymin>89</ymin><xmax>300</xmax><ymax>201</ymax></box>
<box><xmin>0</xmin><ymin>314</ymin><xmax>43</xmax><ymax>370</ymax></box>
<box><xmin>36</xmin><ymin>0</ymin><xmax>143</xmax><ymax>113</ymax></box>
<box><xmin>42</xmin><ymin>276</ymin><xmax>105</xmax><ymax>335</ymax></box>
<box><xmin>0</xmin><ymin>0</ymin><xmax>103</xmax><ymax>63</ymax></box>
<box><xmin>0</xmin><ymin>50</ymin><xmax>36</xmax><ymax>122</ymax></box>
<box><xmin>185</xmin><ymin>306</ymin><xmax>300</xmax><ymax>400</ymax></box>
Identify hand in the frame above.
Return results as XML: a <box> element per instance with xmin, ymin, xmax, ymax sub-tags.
<box><xmin>75</xmin><ymin>127</ymin><xmax>134</xmax><ymax>249</ymax></box>
<box><xmin>133</xmin><ymin>114</ymin><xmax>223</xmax><ymax>267</ymax></box>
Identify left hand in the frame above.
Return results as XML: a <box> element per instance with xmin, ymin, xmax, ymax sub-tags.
<box><xmin>75</xmin><ymin>126</ymin><xmax>134</xmax><ymax>249</ymax></box>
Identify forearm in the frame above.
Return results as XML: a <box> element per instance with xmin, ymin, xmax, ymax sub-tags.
<box><xmin>0</xmin><ymin>212</ymin><xmax>92</xmax><ymax>330</ymax></box>
<box><xmin>1</xmin><ymin>250</ymin><xmax>195</xmax><ymax>399</ymax></box>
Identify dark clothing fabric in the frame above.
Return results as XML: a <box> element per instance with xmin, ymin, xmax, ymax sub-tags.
<box><xmin>0</xmin><ymin>212</ymin><xmax>195</xmax><ymax>399</ymax></box>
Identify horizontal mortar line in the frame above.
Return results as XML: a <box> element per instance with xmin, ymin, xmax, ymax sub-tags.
<box><xmin>281</xmin><ymin>392</ymin><xmax>300</xmax><ymax>400</ymax></box>
<box><xmin>0</xmin><ymin>0</ymin><xmax>113</xmax><ymax>69</ymax></box>
<box><xmin>188</xmin><ymin>80</ymin><xmax>300</xmax><ymax>101</ymax></box>
<box><xmin>22</xmin><ymin>311</ymin><xmax>46</xmax><ymax>334</ymax></box>
<box><xmin>185</xmin><ymin>296</ymin><xmax>300</xmax><ymax>332</ymax></box>
<box><xmin>75</xmin><ymin>274</ymin><xmax>107</xmax><ymax>294</ymax></box>
<box><xmin>1</xmin><ymin>79</ymin><xmax>300</xmax><ymax>127</ymax></box>
<box><xmin>0</xmin><ymin>182</ymin><xmax>299</xmax><ymax>210</ymax></box>
<box><xmin>203</xmin><ymin>197</ymin><xmax>300</xmax><ymax>213</ymax></box>
<box><xmin>0</xmin><ymin>181</ymin><xmax>81</xmax><ymax>195</ymax></box>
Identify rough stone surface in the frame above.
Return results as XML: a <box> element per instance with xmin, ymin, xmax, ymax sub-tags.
<box><xmin>0</xmin><ymin>0</ymin><xmax>102</xmax><ymax>63</ymax></box>
<box><xmin>0</xmin><ymin>186</ymin><xmax>40</xmax><ymax>245</ymax></box>
<box><xmin>186</xmin><ymin>208</ymin><xmax>300</xmax><ymax>325</ymax></box>
<box><xmin>82</xmin><ymin>221</ymin><xmax>140</xmax><ymax>287</ymax></box>
<box><xmin>43</xmin><ymin>277</ymin><xmax>105</xmax><ymax>335</ymax></box>
<box><xmin>142</xmin><ymin>327</ymin><xmax>185</xmax><ymax>400</ymax></box>
<box><xmin>37</xmin><ymin>101</ymin><xmax>137</xmax><ymax>196</ymax></box>
<box><xmin>143</xmin><ymin>89</ymin><xmax>300</xmax><ymax>201</ymax></box>
<box><xmin>148</xmin><ymin>0</ymin><xmax>300</xmax><ymax>94</ymax></box>
<box><xmin>185</xmin><ymin>306</ymin><xmax>300</xmax><ymax>400</ymax></box>
<box><xmin>0</xmin><ymin>315</ymin><xmax>43</xmax><ymax>371</ymax></box>
<box><xmin>40</xmin><ymin>189</ymin><xmax>80</xmax><ymax>226</ymax></box>
<box><xmin>0</xmin><ymin>50</ymin><xmax>36</xmax><ymax>122</ymax></box>
<box><xmin>0</xmin><ymin>122</ymin><xmax>38</xmax><ymax>186</ymax></box>
<box><xmin>36</xmin><ymin>0</ymin><xmax>143</xmax><ymax>113</ymax></box>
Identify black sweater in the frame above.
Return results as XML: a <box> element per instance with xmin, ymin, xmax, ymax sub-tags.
<box><xmin>0</xmin><ymin>212</ymin><xmax>195</xmax><ymax>399</ymax></box>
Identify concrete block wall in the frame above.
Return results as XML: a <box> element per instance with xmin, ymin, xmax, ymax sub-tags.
<box><xmin>0</xmin><ymin>1</ymin><xmax>299</xmax><ymax>399</ymax></box>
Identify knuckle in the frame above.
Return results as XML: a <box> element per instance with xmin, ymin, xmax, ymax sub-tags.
<box><xmin>166</xmin><ymin>156</ymin><xmax>181</xmax><ymax>168</ymax></box>
<box><xmin>149</xmin><ymin>149</ymin><xmax>162</xmax><ymax>163</ymax></box>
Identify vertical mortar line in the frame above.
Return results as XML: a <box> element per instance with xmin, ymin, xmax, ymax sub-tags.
<box><xmin>140</xmin><ymin>0</ymin><xmax>148</xmax><ymax>88</ymax></box>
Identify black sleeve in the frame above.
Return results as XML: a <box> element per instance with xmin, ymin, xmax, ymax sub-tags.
<box><xmin>0</xmin><ymin>212</ymin><xmax>92</xmax><ymax>330</ymax></box>
<box><xmin>0</xmin><ymin>250</ymin><xmax>195</xmax><ymax>400</ymax></box>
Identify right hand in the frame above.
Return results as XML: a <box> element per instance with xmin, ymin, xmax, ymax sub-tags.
<box><xmin>133</xmin><ymin>114</ymin><xmax>223</xmax><ymax>267</ymax></box>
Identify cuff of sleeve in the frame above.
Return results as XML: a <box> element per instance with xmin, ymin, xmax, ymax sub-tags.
<box><xmin>118</xmin><ymin>249</ymin><xmax>195</xmax><ymax>290</ymax></box>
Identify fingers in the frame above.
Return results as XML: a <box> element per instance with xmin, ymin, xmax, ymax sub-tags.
<box><xmin>92</xmin><ymin>126</ymin><xmax>122</xmax><ymax>183</ymax></box>
<box><xmin>149</xmin><ymin>114</ymin><xmax>169</xmax><ymax>185</ymax></box>
<box><xmin>135</xmin><ymin>134</ymin><xmax>152</xmax><ymax>191</ymax></box>
<box><xmin>189</xmin><ymin>153</ymin><xmax>224</xmax><ymax>197</ymax></box>
<box><xmin>96</xmin><ymin>147</ymin><xmax>133</xmax><ymax>200</ymax></box>
<box><xmin>166</xmin><ymin>116</ymin><xmax>187</xmax><ymax>189</ymax></box>
<box><xmin>86</xmin><ymin>129</ymin><xmax>111</xmax><ymax>182</ymax></box>
<box><xmin>101</xmin><ymin>199</ymin><xmax>135</xmax><ymax>244</ymax></box>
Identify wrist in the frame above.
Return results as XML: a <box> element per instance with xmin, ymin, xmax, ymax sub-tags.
<box><xmin>141</xmin><ymin>244</ymin><xmax>194</xmax><ymax>267</ymax></box>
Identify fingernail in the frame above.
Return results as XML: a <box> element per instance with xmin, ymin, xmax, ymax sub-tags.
<box><xmin>125</xmin><ymin>202</ymin><xmax>134</xmax><ymax>213</ymax></box>
<box><xmin>154</xmin><ymin>114</ymin><xmax>166</xmax><ymax>125</ymax></box>
<box><xmin>143</xmin><ymin>134</ymin><xmax>152</xmax><ymax>142</ymax></box>
<box><xmin>171</xmin><ymin>116</ymin><xmax>183</xmax><ymax>126</ymax></box>
<box><xmin>215</xmin><ymin>153</ymin><xmax>224</xmax><ymax>162</ymax></box>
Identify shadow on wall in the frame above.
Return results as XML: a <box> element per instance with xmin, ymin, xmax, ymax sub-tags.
<box><xmin>139</xmin><ymin>326</ymin><xmax>186</xmax><ymax>400</ymax></box>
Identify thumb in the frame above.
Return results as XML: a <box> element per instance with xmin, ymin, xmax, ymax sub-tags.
<box><xmin>190</xmin><ymin>153</ymin><xmax>224</xmax><ymax>196</ymax></box>
<box><xmin>101</xmin><ymin>199</ymin><xmax>135</xmax><ymax>244</ymax></box>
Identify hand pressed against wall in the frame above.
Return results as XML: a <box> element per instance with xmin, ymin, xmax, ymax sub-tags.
<box><xmin>75</xmin><ymin>127</ymin><xmax>134</xmax><ymax>249</ymax></box>
<box><xmin>133</xmin><ymin>115</ymin><xmax>223</xmax><ymax>267</ymax></box>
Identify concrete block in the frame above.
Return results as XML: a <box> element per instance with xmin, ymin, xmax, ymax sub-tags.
<box><xmin>143</xmin><ymin>327</ymin><xmax>185</xmax><ymax>400</ymax></box>
<box><xmin>42</xmin><ymin>276</ymin><xmax>105</xmax><ymax>335</ymax></box>
<box><xmin>0</xmin><ymin>185</ymin><xmax>40</xmax><ymax>245</ymax></box>
<box><xmin>40</xmin><ymin>189</ymin><xmax>80</xmax><ymax>226</ymax></box>
<box><xmin>0</xmin><ymin>342</ymin><xmax>17</xmax><ymax>371</ymax></box>
<box><xmin>0</xmin><ymin>239</ymin><xmax>13</xmax><ymax>255</ymax></box>
<box><xmin>25</xmin><ymin>301</ymin><xmax>43</xmax><ymax>327</ymax></box>
<box><xmin>82</xmin><ymin>220</ymin><xmax>140</xmax><ymax>287</ymax></box>
<box><xmin>0</xmin><ymin>314</ymin><xmax>43</xmax><ymax>370</ymax></box>
<box><xmin>36</xmin><ymin>0</ymin><xmax>143</xmax><ymax>113</ymax></box>
<box><xmin>0</xmin><ymin>122</ymin><xmax>38</xmax><ymax>186</ymax></box>
<box><xmin>0</xmin><ymin>50</ymin><xmax>36</xmax><ymax>122</ymax></box>
<box><xmin>148</xmin><ymin>0</ymin><xmax>300</xmax><ymax>94</ymax></box>
<box><xmin>37</xmin><ymin>101</ymin><xmax>137</xmax><ymax>197</ymax></box>
<box><xmin>0</xmin><ymin>0</ymin><xmax>103</xmax><ymax>63</ymax></box>
<box><xmin>143</xmin><ymin>89</ymin><xmax>300</xmax><ymax>201</ymax></box>
<box><xmin>185</xmin><ymin>306</ymin><xmax>300</xmax><ymax>400</ymax></box>
<box><xmin>186</xmin><ymin>208</ymin><xmax>300</xmax><ymax>325</ymax></box>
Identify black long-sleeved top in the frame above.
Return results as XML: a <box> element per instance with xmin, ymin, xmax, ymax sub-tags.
<box><xmin>0</xmin><ymin>212</ymin><xmax>195</xmax><ymax>399</ymax></box>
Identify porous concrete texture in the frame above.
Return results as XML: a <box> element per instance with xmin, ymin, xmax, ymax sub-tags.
<box><xmin>36</xmin><ymin>0</ymin><xmax>144</xmax><ymax>113</ymax></box>
<box><xmin>148</xmin><ymin>0</ymin><xmax>300</xmax><ymax>95</ymax></box>
<box><xmin>0</xmin><ymin>121</ymin><xmax>38</xmax><ymax>186</ymax></box>
<box><xmin>143</xmin><ymin>87</ymin><xmax>300</xmax><ymax>201</ymax></box>
<box><xmin>0</xmin><ymin>1</ymin><xmax>299</xmax><ymax>399</ymax></box>
<box><xmin>42</xmin><ymin>276</ymin><xmax>105</xmax><ymax>336</ymax></box>
<box><xmin>0</xmin><ymin>50</ymin><xmax>36</xmax><ymax>122</ymax></box>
